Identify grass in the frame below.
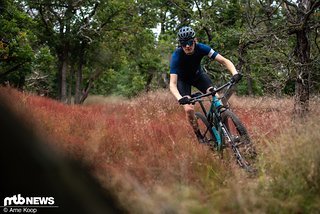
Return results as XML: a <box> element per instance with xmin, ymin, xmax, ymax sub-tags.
<box><xmin>1</xmin><ymin>87</ymin><xmax>319</xmax><ymax>213</ymax></box>
<box><xmin>258</xmin><ymin>118</ymin><xmax>320</xmax><ymax>213</ymax></box>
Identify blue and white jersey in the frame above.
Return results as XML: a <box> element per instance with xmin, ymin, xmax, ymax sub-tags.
<box><xmin>170</xmin><ymin>43</ymin><xmax>218</xmax><ymax>81</ymax></box>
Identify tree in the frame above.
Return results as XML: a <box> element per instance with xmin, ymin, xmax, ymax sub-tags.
<box><xmin>283</xmin><ymin>0</ymin><xmax>320</xmax><ymax>117</ymax></box>
<box><xmin>21</xmin><ymin>0</ymin><xmax>164</xmax><ymax>103</ymax></box>
<box><xmin>236</xmin><ymin>0</ymin><xmax>291</xmax><ymax>96</ymax></box>
<box><xmin>23</xmin><ymin>0</ymin><xmax>135</xmax><ymax>103</ymax></box>
<box><xmin>0</xmin><ymin>0</ymin><xmax>35</xmax><ymax>89</ymax></box>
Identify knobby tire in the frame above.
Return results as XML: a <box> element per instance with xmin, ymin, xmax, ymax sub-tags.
<box><xmin>221</xmin><ymin>110</ymin><xmax>257</xmax><ymax>172</ymax></box>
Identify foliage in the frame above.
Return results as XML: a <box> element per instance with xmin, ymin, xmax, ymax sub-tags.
<box><xmin>0</xmin><ymin>0</ymin><xmax>35</xmax><ymax>88</ymax></box>
<box><xmin>25</xmin><ymin>46</ymin><xmax>57</xmax><ymax>97</ymax></box>
<box><xmin>1</xmin><ymin>0</ymin><xmax>319</xmax><ymax>100</ymax></box>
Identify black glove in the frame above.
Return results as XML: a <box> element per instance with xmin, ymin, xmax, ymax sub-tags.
<box><xmin>231</xmin><ymin>73</ymin><xmax>242</xmax><ymax>84</ymax></box>
<box><xmin>178</xmin><ymin>96</ymin><xmax>190</xmax><ymax>105</ymax></box>
<box><xmin>208</xmin><ymin>87</ymin><xmax>216</xmax><ymax>95</ymax></box>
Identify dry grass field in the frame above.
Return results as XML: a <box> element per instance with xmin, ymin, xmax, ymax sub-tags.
<box><xmin>1</xmin><ymin>87</ymin><xmax>319</xmax><ymax>213</ymax></box>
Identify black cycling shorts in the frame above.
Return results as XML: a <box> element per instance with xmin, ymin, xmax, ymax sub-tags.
<box><xmin>177</xmin><ymin>70</ymin><xmax>213</xmax><ymax>96</ymax></box>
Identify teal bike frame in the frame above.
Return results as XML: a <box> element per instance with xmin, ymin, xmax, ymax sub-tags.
<box><xmin>189</xmin><ymin>81</ymin><xmax>256</xmax><ymax>172</ymax></box>
<box><xmin>191</xmin><ymin>81</ymin><xmax>232</xmax><ymax>151</ymax></box>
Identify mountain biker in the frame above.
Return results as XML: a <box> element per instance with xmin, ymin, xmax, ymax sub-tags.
<box><xmin>169</xmin><ymin>26</ymin><xmax>242</xmax><ymax>143</ymax></box>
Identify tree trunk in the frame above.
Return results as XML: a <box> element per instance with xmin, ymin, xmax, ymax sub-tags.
<box><xmin>67</xmin><ymin>65</ymin><xmax>74</xmax><ymax>105</ymax></box>
<box><xmin>283</xmin><ymin>0</ymin><xmax>320</xmax><ymax>118</ymax></box>
<box><xmin>145</xmin><ymin>72</ymin><xmax>153</xmax><ymax>92</ymax></box>
<box><xmin>59</xmin><ymin>4</ymin><xmax>73</xmax><ymax>103</ymax></box>
<box><xmin>17</xmin><ymin>70</ymin><xmax>25</xmax><ymax>91</ymax></box>
<box><xmin>246</xmin><ymin>66</ymin><xmax>253</xmax><ymax>95</ymax></box>
<box><xmin>237</xmin><ymin>42</ymin><xmax>254</xmax><ymax>95</ymax></box>
<box><xmin>293</xmin><ymin>30</ymin><xmax>310</xmax><ymax>117</ymax></box>
<box><xmin>56</xmin><ymin>40</ymin><xmax>70</xmax><ymax>103</ymax></box>
<box><xmin>60</xmin><ymin>56</ymin><xmax>68</xmax><ymax>103</ymax></box>
<box><xmin>79</xmin><ymin>69</ymin><xmax>103</xmax><ymax>104</ymax></box>
<box><xmin>75</xmin><ymin>63</ymin><xmax>83</xmax><ymax>104</ymax></box>
<box><xmin>75</xmin><ymin>43</ymin><xmax>85</xmax><ymax>104</ymax></box>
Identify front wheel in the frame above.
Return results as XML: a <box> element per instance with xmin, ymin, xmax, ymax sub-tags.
<box><xmin>221</xmin><ymin>110</ymin><xmax>257</xmax><ymax>172</ymax></box>
<box><xmin>195</xmin><ymin>112</ymin><xmax>216</xmax><ymax>148</ymax></box>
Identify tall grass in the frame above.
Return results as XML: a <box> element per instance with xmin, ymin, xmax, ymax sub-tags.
<box><xmin>1</xmin><ymin>87</ymin><xmax>319</xmax><ymax>213</ymax></box>
<box><xmin>257</xmin><ymin>117</ymin><xmax>320</xmax><ymax>213</ymax></box>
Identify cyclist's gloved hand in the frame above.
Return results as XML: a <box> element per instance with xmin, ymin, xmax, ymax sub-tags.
<box><xmin>178</xmin><ymin>96</ymin><xmax>190</xmax><ymax>105</ymax></box>
<box><xmin>208</xmin><ymin>87</ymin><xmax>215</xmax><ymax>95</ymax></box>
<box><xmin>231</xmin><ymin>73</ymin><xmax>242</xmax><ymax>84</ymax></box>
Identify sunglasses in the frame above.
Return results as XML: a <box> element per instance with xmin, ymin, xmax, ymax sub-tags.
<box><xmin>180</xmin><ymin>39</ymin><xmax>194</xmax><ymax>47</ymax></box>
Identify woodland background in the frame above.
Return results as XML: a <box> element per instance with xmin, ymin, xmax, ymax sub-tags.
<box><xmin>1</xmin><ymin>0</ymin><xmax>319</xmax><ymax>116</ymax></box>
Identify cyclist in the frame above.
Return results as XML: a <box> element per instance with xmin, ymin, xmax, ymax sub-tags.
<box><xmin>169</xmin><ymin>26</ymin><xmax>242</xmax><ymax>143</ymax></box>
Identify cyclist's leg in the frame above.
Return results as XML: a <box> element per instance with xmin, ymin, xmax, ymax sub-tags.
<box><xmin>192</xmin><ymin>69</ymin><xmax>213</xmax><ymax>94</ymax></box>
<box><xmin>192</xmin><ymin>70</ymin><xmax>220</xmax><ymax>143</ymax></box>
<box><xmin>192</xmin><ymin>71</ymin><xmax>215</xmax><ymax>142</ymax></box>
<box><xmin>177</xmin><ymin>79</ymin><xmax>203</xmax><ymax>140</ymax></box>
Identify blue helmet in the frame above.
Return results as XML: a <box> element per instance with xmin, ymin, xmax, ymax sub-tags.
<box><xmin>177</xmin><ymin>26</ymin><xmax>196</xmax><ymax>41</ymax></box>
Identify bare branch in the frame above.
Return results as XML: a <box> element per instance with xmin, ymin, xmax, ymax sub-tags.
<box><xmin>304</xmin><ymin>1</ymin><xmax>320</xmax><ymax>21</ymax></box>
<box><xmin>168</xmin><ymin>0</ymin><xmax>192</xmax><ymax>17</ymax></box>
<box><xmin>26</xmin><ymin>75</ymin><xmax>49</xmax><ymax>82</ymax></box>
<box><xmin>80</xmin><ymin>69</ymin><xmax>103</xmax><ymax>104</ymax></box>
<box><xmin>283</xmin><ymin>1</ymin><xmax>298</xmax><ymax>23</ymax></box>
<box><xmin>283</xmin><ymin>0</ymin><xmax>300</xmax><ymax>11</ymax></box>
<box><xmin>194</xmin><ymin>0</ymin><xmax>202</xmax><ymax>18</ymax></box>
<box><xmin>315</xmin><ymin>25</ymin><xmax>320</xmax><ymax>54</ymax></box>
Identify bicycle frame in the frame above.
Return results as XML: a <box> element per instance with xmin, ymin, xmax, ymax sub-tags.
<box><xmin>192</xmin><ymin>81</ymin><xmax>234</xmax><ymax>150</ymax></box>
<box><xmin>192</xmin><ymin>81</ymin><xmax>233</xmax><ymax>119</ymax></box>
<box><xmin>190</xmin><ymin>81</ymin><xmax>256</xmax><ymax>172</ymax></box>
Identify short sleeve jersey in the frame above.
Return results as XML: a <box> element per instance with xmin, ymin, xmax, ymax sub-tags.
<box><xmin>170</xmin><ymin>43</ymin><xmax>218</xmax><ymax>81</ymax></box>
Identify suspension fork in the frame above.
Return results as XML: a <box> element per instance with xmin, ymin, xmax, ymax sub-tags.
<box><xmin>220</xmin><ymin>122</ymin><xmax>232</xmax><ymax>143</ymax></box>
<box><xmin>220</xmin><ymin>121</ymin><xmax>244</xmax><ymax>164</ymax></box>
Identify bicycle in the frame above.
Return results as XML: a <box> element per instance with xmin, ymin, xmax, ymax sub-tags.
<box><xmin>189</xmin><ymin>80</ymin><xmax>257</xmax><ymax>172</ymax></box>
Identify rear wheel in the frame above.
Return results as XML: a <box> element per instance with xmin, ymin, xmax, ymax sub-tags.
<box><xmin>221</xmin><ymin>110</ymin><xmax>257</xmax><ymax>172</ymax></box>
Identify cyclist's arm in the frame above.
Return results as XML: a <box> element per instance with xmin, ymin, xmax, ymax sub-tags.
<box><xmin>214</xmin><ymin>54</ymin><xmax>238</xmax><ymax>75</ymax></box>
<box><xmin>169</xmin><ymin>74</ymin><xmax>183</xmax><ymax>100</ymax></box>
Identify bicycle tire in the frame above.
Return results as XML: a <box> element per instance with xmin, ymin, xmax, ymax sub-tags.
<box><xmin>221</xmin><ymin>110</ymin><xmax>257</xmax><ymax>172</ymax></box>
<box><xmin>195</xmin><ymin>112</ymin><xmax>217</xmax><ymax>148</ymax></box>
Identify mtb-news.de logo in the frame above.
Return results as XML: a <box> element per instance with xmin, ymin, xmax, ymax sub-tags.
<box><xmin>1</xmin><ymin>194</ymin><xmax>58</xmax><ymax>213</ymax></box>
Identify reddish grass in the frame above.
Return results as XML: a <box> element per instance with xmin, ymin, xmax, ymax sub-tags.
<box><xmin>0</xmin><ymin>87</ymin><xmax>293</xmax><ymax>169</ymax></box>
<box><xmin>0</xmin><ymin>88</ymin><xmax>212</xmax><ymax>182</ymax></box>
<box><xmin>1</xmin><ymin>87</ymin><xmax>318</xmax><ymax>211</ymax></box>
<box><xmin>228</xmin><ymin>96</ymin><xmax>294</xmax><ymax>139</ymax></box>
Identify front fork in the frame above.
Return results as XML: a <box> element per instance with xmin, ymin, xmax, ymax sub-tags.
<box><xmin>203</xmin><ymin>101</ymin><xmax>247</xmax><ymax>168</ymax></box>
<box><xmin>212</xmin><ymin>121</ymin><xmax>231</xmax><ymax>151</ymax></box>
<box><xmin>220</xmin><ymin>121</ymin><xmax>245</xmax><ymax>166</ymax></box>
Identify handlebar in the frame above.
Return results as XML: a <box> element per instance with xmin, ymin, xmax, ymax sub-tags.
<box><xmin>189</xmin><ymin>81</ymin><xmax>235</xmax><ymax>104</ymax></box>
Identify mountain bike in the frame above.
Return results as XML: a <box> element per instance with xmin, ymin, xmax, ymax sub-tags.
<box><xmin>189</xmin><ymin>81</ymin><xmax>257</xmax><ymax>172</ymax></box>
